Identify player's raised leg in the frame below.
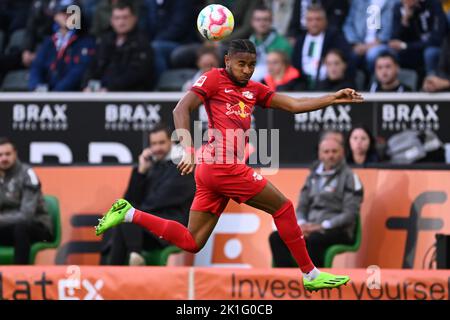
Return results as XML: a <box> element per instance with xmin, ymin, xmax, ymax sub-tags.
<box><xmin>245</xmin><ymin>181</ymin><xmax>350</xmax><ymax>291</ymax></box>
<box><xmin>95</xmin><ymin>199</ymin><xmax>219</xmax><ymax>253</ymax></box>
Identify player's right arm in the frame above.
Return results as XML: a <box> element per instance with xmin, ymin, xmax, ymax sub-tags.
<box><xmin>270</xmin><ymin>89</ymin><xmax>364</xmax><ymax>113</ymax></box>
<box><xmin>173</xmin><ymin>91</ymin><xmax>202</xmax><ymax>175</ymax></box>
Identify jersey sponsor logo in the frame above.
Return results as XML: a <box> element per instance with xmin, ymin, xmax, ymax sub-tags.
<box><xmin>193</xmin><ymin>75</ymin><xmax>207</xmax><ymax>87</ymax></box>
<box><xmin>224</xmin><ymin>88</ymin><xmax>233</xmax><ymax>93</ymax></box>
<box><xmin>225</xmin><ymin>101</ymin><xmax>252</xmax><ymax>119</ymax></box>
<box><xmin>242</xmin><ymin>91</ymin><xmax>254</xmax><ymax>99</ymax></box>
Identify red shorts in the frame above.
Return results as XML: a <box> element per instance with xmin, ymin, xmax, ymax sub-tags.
<box><xmin>190</xmin><ymin>163</ymin><xmax>267</xmax><ymax>216</ymax></box>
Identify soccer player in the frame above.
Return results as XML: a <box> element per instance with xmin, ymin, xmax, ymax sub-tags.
<box><xmin>95</xmin><ymin>39</ymin><xmax>363</xmax><ymax>291</ymax></box>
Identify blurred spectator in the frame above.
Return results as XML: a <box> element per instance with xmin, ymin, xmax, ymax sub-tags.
<box><xmin>262</xmin><ymin>51</ymin><xmax>302</xmax><ymax>91</ymax></box>
<box><xmin>444</xmin><ymin>0</ymin><xmax>450</xmax><ymax>24</ymax></box>
<box><xmin>28</xmin><ymin>0</ymin><xmax>95</xmax><ymax>91</ymax></box>
<box><xmin>316</xmin><ymin>49</ymin><xmax>355</xmax><ymax>91</ymax></box>
<box><xmin>369</xmin><ymin>52</ymin><xmax>412</xmax><ymax>92</ymax></box>
<box><xmin>249</xmin><ymin>6</ymin><xmax>293</xmax><ymax>82</ymax></box>
<box><xmin>292</xmin><ymin>4</ymin><xmax>351</xmax><ymax>90</ymax></box>
<box><xmin>0</xmin><ymin>0</ymin><xmax>53</xmax><ymax>83</ymax></box>
<box><xmin>346</xmin><ymin>125</ymin><xmax>379</xmax><ymax>166</ymax></box>
<box><xmin>0</xmin><ymin>0</ymin><xmax>30</xmax><ymax>35</ymax></box>
<box><xmin>83</xmin><ymin>0</ymin><xmax>154</xmax><ymax>92</ymax></box>
<box><xmin>182</xmin><ymin>45</ymin><xmax>220</xmax><ymax>91</ymax></box>
<box><xmin>269</xmin><ymin>136</ymin><xmax>363</xmax><ymax>267</ymax></box>
<box><xmin>89</xmin><ymin>0</ymin><xmax>148</xmax><ymax>38</ymax></box>
<box><xmin>263</xmin><ymin>0</ymin><xmax>295</xmax><ymax>36</ymax></box>
<box><xmin>150</xmin><ymin>0</ymin><xmax>197</xmax><ymax>78</ymax></box>
<box><xmin>213</xmin><ymin>0</ymin><xmax>265</xmax><ymax>42</ymax></box>
<box><xmin>288</xmin><ymin>0</ymin><xmax>350</xmax><ymax>38</ymax></box>
<box><xmin>390</xmin><ymin>0</ymin><xmax>448</xmax><ymax>76</ymax></box>
<box><xmin>0</xmin><ymin>137</ymin><xmax>53</xmax><ymax>265</ymax></box>
<box><xmin>423</xmin><ymin>33</ymin><xmax>450</xmax><ymax>92</ymax></box>
<box><xmin>343</xmin><ymin>0</ymin><xmax>395</xmax><ymax>72</ymax></box>
<box><xmin>107</xmin><ymin>125</ymin><xmax>195</xmax><ymax>265</ymax></box>
<box><xmin>182</xmin><ymin>45</ymin><xmax>220</xmax><ymax>133</ymax></box>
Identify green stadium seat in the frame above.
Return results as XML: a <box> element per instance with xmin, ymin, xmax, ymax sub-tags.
<box><xmin>323</xmin><ymin>215</ymin><xmax>362</xmax><ymax>268</ymax></box>
<box><xmin>141</xmin><ymin>245</ymin><xmax>183</xmax><ymax>266</ymax></box>
<box><xmin>0</xmin><ymin>195</ymin><xmax>62</xmax><ymax>265</ymax></box>
<box><xmin>271</xmin><ymin>215</ymin><xmax>362</xmax><ymax>268</ymax></box>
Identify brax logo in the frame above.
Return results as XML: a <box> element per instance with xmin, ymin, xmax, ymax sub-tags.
<box><xmin>294</xmin><ymin>105</ymin><xmax>352</xmax><ymax>132</ymax></box>
<box><xmin>12</xmin><ymin>104</ymin><xmax>68</xmax><ymax>131</ymax></box>
<box><xmin>381</xmin><ymin>104</ymin><xmax>439</xmax><ymax>131</ymax></box>
<box><xmin>105</xmin><ymin>104</ymin><xmax>161</xmax><ymax>131</ymax></box>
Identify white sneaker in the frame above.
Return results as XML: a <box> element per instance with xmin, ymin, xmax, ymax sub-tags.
<box><xmin>129</xmin><ymin>252</ymin><xmax>146</xmax><ymax>266</ymax></box>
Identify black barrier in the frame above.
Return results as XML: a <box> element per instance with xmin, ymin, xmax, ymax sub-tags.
<box><xmin>0</xmin><ymin>93</ymin><xmax>449</xmax><ymax>164</ymax></box>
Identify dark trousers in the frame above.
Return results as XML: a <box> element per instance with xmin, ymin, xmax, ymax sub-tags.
<box><xmin>0</xmin><ymin>221</ymin><xmax>52</xmax><ymax>264</ymax></box>
<box><xmin>269</xmin><ymin>228</ymin><xmax>353</xmax><ymax>268</ymax></box>
<box><xmin>108</xmin><ymin>223</ymin><xmax>169</xmax><ymax>265</ymax></box>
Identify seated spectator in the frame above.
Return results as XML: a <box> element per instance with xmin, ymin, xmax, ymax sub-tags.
<box><xmin>292</xmin><ymin>4</ymin><xmax>351</xmax><ymax>90</ymax></box>
<box><xmin>422</xmin><ymin>31</ymin><xmax>450</xmax><ymax>92</ymax></box>
<box><xmin>269</xmin><ymin>135</ymin><xmax>363</xmax><ymax>267</ymax></box>
<box><xmin>28</xmin><ymin>0</ymin><xmax>95</xmax><ymax>91</ymax></box>
<box><xmin>107</xmin><ymin>124</ymin><xmax>195</xmax><ymax>265</ymax></box>
<box><xmin>343</xmin><ymin>0</ymin><xmax>395</xmax><ymax>72</ymax></box>
<box><xmin>346</xmin><ymin>125</ymin><xmax>379</xmax><ymax>166</ymax></box>
<box><xmin>150</xmin><ymin>0</ymin><xmax>197</xmax><ymax>79</ymax></box>
<box><xmin>249</xmin><ymin>6</ymin><xmax>293</xmax><ymax>82</ymax></box>
<box><xmin>263</xmin><ymin>50</ymin><xmax>302</xmax><ymax>91</ymax></box>
<box><xmin>316</xmin><ymin>49</ymin><xmax>355</xmax><ymax>91</ymax></box>
<box><xmin>389</xmin><ymin>0</ymin><xmax>448</xmax><ymax>76</ymax></box>
<box><xmin>182</xmin><ymin>45</ymin><xmax>221</xmax><ymax>92</ymax></box>
<box><xmin>369</xmin><ymin>52</ymin><xmax>413</xmax><ymax>92</ymax></box>
<box><xmin>0</xmin><ymin>0</ymin><xmax>53</xmax><ymax>82</ymax></box>
<box><xmin>89</xmin><ymin>0</ymin><xmax>149</xmax><ymax>38</ymax></box>
<box><xmin>83</xmin><ymin>0</ymin><xmax>154</xmax><ymax>92</ymax></box>
<box><xmin>0</xmin><ymin>137</ymin><xmax>53</xmax><ymax>265</ymax></box>
<box><xmin>264</xmin><ymin>0</ymin><xmax>295</xmax><ymax>36</ymax></box>
<box><xmin>287</xmin><ymin>0</ymin><xmax>350</xmax><ymax>38</ymax></box>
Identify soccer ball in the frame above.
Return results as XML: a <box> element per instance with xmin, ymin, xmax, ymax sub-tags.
<box><xmin>197</xmin><ymin>4</ymin><xmax>234</xmax><ymax>41</ymax></box>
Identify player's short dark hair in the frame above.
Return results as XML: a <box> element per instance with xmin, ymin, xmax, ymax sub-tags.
<box><xmin>0</xmin><ymin>137</ymin><xmax>16</xmax><ymax>149</ymax></box>
<box><xmin>228</xmin><ymin>39</ymin><xmax>256</xmax><ymax>56</ymax></box>
<box><xmin>112</xmin><ymin>0</ymin><xmax>137</xmax><ymax>15</ymax></box>
<box><xmin>375</xmin><ymin>51</ymin><xmax>399</xmax><ymax>66</ymax></box>
<box><xmin>148</xmin><ymin>123</ymin><xmax>172</xmax><ymax>140</ymax></box>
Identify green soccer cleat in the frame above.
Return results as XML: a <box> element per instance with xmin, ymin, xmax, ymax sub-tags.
<box><xmin>303</xmin><ymin>271</ymin><xmax>350</xmax><ymax>292</ymax></box>
<box><xmin>95</xmin><ymin>199</ymin><xmax>133</xmax><ymax>236</ymax></box>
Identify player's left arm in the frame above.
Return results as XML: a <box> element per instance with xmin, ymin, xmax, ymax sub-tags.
<box><xmin>269</xmin><ymin>89</ymin><xmax>364</xmax><ymax>113</ymax></box>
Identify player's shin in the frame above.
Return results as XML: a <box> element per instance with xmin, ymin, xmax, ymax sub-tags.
<box><xmin>128</xmin><ymin>209</ymin><xmax>200</xmax><ymax>253</ymax></box>
<box><xmin>272</xmin><ymin>200</ymin><xmax>317</xmax><ymax>274</ymax></box>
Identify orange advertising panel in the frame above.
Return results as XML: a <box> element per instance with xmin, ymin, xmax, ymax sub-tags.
<box><xmin>194</xmin><ymin>268</ymin><xmax>450</xmax><ymax>300</ymax></box>
<box><xmin>32</xmin><ymin>167</ymin><xmax>450</xmax><ymax>269</ymax></box>
<box><xmin>0</xmin><ymin>266</ymin><xmax>188</xmax><ymax>300</ymax></box>
<box><xmin>0</xmin><ymin>266</ymin><xmax>448</xmax><ymax>300</ymax></box>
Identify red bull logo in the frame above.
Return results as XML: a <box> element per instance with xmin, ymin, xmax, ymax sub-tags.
<box><xmin>225</xmin><ymin>101</ymin><xmax>252</xmax><ymax>119</ymax></box>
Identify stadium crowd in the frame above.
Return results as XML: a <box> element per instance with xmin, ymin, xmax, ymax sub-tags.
<box><xmin>0</xmin><ymin>0</ymin><xmax>449</xmax><ymax>93</ymax></box>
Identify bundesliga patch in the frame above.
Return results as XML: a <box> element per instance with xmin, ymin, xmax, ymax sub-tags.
<box><xmin>193</xmin><ymin>76</ymin><xmax>207</xmax><ymax>87</ymax></box>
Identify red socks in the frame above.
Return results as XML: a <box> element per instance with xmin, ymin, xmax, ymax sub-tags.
<box><xmin>132</xmin><ymin>209</ymin><xmax>200</xmax><ymax>253</ymax></box>
<box><xmin>272</xmin><ymin>200</ymin><xmax>315</xmax><ymax>273</ymax></box>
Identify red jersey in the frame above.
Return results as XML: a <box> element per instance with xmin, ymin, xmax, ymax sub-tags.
<box><xmin>190</xmin><ymin>68</ymin><xmax>275</xmax><ymax>163</ymax></box>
